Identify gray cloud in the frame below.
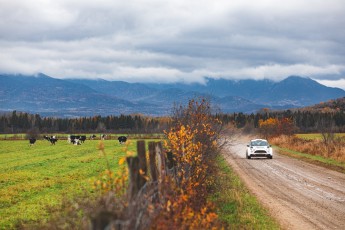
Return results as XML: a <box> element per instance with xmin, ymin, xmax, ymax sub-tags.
<box><xmin>0</xmin><ymin>0</ymin><xmax>344</xmax><ymax>87</ymax></box>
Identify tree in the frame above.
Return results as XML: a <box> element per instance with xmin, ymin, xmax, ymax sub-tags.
<box><xmin>259</xmin><ymin>117</ymin><xmax>296</xmax><ymax>139</ymax></box>
<box><xmin>318</xmin><ymin>118</ymin><xmax>336</xmax><ymax>157</ymax></box>
<box><xmin>258</xmin><ymin>118</ymin><xmax>279</xmax><ymax>139</ymax></box>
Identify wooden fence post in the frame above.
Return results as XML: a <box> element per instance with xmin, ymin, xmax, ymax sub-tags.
<box><xmin>127</xmin><ymin>141</ymin><xmax>148</xmax><ymax>200</ymax></box>
<box><xmin>137</xmin><ymin>140</ymin><xmax>147</xmax><ymax>188</ymax></box>
<box><xmin>148</xmin><ymin>142</ymin><xmax>158</xmax><ymax>182</ymax></box>
<box><xmin>155</xmin><ymin>142</ymin><xmax>164</xmax><ymax>179</ymax></box>
<box><xmin>127</xmin><ymin>156</ymin><xmax>140</xmax><ymax>200</ymax></box>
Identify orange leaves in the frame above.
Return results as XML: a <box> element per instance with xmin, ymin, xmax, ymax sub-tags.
<box><xmin>118</xmin><ymin>157</ymin><xmax>126</xmax><ymax>166</ymax></box>
<box><xmin>259</xmin><ymin>117</ymin><xmax>296</xmax><ymax>138</ymax></box>
<box><xmin>259</xmin><ymin>117</ymin><xmax>278</xmax><ymax>127</ymax></box>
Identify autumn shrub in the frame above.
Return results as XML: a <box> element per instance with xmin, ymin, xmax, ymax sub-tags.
<box><xmin>153</xmin><ymin>98</ymin><xmax>222</xmax><ymax>229</ymax></box>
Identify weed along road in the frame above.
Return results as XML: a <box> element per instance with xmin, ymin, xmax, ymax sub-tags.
<box><xmin>223</xmin><ymin>136</ymin><xmax>345</xmax><ymax>230</ymax></box>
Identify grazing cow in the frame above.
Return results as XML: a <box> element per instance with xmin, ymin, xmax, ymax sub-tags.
<box><xmin>90</xmin><ymin>134</ymin><xmax>96</xmax><ymax>140</ymax></box>
<box><xmin>79</xmin><ymin>135</ymin><xmax>86</xmax><ymax>143</ymax></box>
<box><xmin>43</xmin><ymin>135</ymin><xmax>57</xmax><ymax>145</ymax></box>
<box><xmin>68</xmin><ymin>135</ymin><xmax>85</xmax><ymax>145</ymax></box>
<box><xmin>101</xmin><ymin>134</ymin><xmax>107</xmax><ymax>140</ymax></box>
<box><xmin>29</xmin><ymin>138</ymin><xmax>36</xmax><ymax>146</ymax></box>
<box><xmin>68</xmin><ymin>135</ymin><xmax>78</xmax><ymax>144</ymax></box>
<box><xmin>49</xmin><ymin>136</ymin><xmax>58</xmax><ymax>145</ymax></box>
<box><xmin>72</xmin><ymin>138</ymin><xmax>81</xmax><ymax>145</ymax></box>
<box><xmin>118</xmin><ymin>136</ymin><xmax>127</xmax><ymax>144</ymax></box>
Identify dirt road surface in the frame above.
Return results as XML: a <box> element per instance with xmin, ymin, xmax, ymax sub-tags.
<box><xmin>223</xmin><ymin>136</ymin><xmax>345</xmax><ymax>230</ymax></box>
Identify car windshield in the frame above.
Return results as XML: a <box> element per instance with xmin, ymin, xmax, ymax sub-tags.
<box><xmin>251</xmin><ymin>140</ymin><xmax>268</xmax><ymax>146</ymax></box>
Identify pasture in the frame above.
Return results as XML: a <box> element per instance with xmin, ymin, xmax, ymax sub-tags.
<box><xmin>0</xmin><ymin>138</ymin><xmax>138</xmax><ymax>229</ymax></box>
<box><xmin>296</xmin><ymin>133</ymin><xmax>345</xmax><ymax>140</ymax></box>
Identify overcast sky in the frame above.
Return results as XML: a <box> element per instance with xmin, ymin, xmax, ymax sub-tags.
<box><xmin>0</xmin><ymin>0</ymin><xmax>344</xmax><ymax>87</ymax></box>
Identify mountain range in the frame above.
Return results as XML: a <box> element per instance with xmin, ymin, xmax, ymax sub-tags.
<box><xmin>1</xmin><ymin>73</ymin><xmax>344</xmax><ymax>117</ymax></box>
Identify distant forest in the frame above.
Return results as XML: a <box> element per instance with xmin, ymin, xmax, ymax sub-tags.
<box><xmin>1</xmin><ymin>107</ymin><xmax>345</xmax><ymax>134</ymax></box>
<box><xmin>0</xmin><ymin>111</ymin><xmax>169</xmax><ymax>134</ymax></box>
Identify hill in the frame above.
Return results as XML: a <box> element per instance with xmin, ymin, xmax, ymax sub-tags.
<box><xmin>1</xmin><ymin>73</ymin><xmax>345</xmax><ymax>117</ymax></box>
<box><xmin>301</xmin><ymin>97</ymin><xmax>345</xmax><ymax>112</ymax></box>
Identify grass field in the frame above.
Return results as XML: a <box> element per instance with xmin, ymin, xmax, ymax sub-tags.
<box><xmin>296</xmin><ymin>133</ymin><xmax>345</xmax><ymax>140</ymax></box>
<box><xmin>0</xmin><ymin>138</ymin><xmax>139</xmax><ymax>229</ymax></box>
<box><xmin>271</xmin><ymin>134</ymin><xmax>345</xmax><ymax>173</ymax></box>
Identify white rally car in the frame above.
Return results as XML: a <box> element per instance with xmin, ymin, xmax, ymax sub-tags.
<box><xmin>246</xmin><ymin>139</ymin><xmax>273</xmax><ymax>159</ymax></box>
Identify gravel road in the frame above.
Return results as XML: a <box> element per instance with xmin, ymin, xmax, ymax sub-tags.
<box><xmin>223</xmin><ymin>136</ymin><xmax>345</xmax><ymax>230</ymax></box>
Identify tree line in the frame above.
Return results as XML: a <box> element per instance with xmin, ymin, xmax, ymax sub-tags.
<box><xmin>0</xmin><ymin>111</ymin><xmax>169</xmax><ymax>134</ymax></box>
<box><xmin>1</xmin><ymin>108</ymin><xmax>345</xmax><ymax>134</ymax></box>
<box><xmin>218</xmin><ymin>109</ymin><xmax>345</xmax><ymax>133</ymax></box>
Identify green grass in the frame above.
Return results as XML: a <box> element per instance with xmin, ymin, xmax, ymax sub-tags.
<box><xmin>212</xmin><ymin>155</ymin><xmax>280</xmax><ymax>229</ymax></box>
<box><xmin>273</xmin><ymin>145</ymin><xmax>345</xmax><ymax>173</ymax></box>
<box><xmin>296</xmin><ymin>133</ymin><xmax>345</xmax><ymax>140</ymax></box>
<box><xmin>0</xmin><ymin>139</ymin><xmax>138</xmax><ymax>229</ymax></box>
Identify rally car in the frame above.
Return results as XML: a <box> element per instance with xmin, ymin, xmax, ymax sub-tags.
<box><xmin>246</xmin><ymin>139</ymin><xmax>273</xmax><ymax>159</ymax></box>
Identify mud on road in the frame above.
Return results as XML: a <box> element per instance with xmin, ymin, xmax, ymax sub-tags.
<box><xmin>223</xmin><ymin>136</ymin><xmax>345</xmax><ymax>230</ymax></box>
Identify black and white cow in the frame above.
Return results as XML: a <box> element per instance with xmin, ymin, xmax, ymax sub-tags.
<box><xmin>89</xmin><ymin>134</ymin><xmax>96</xmax><ymax>140</ymax></box>
<box><xmin>68</xmin><ymin>135</ymin><xmax>81</xmax><ymax>145</ymax></box>
<box><xmin>118</xmin><ymin>136</ymin><xmax>127</xmax><ymax>144</ymax></box>
<box><xmin>49</xmin><ymin>136</ymin><xmax>58</xmax><ymax>145</ymax></box>
<box><xmin>44</xmin><ymin>135</ymin><xmax>57</xmax><ymax>145</ymax></box>
<box><xmin>101</xmin><ymin>134</ymin><xmax>107</xmax><ymax>140</ymax></box>
<box><xmin>29</xmin><ymin>138</ymin><xmax>36</xmax><ymax>146</ymax></box>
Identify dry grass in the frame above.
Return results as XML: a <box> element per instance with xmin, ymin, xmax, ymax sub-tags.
<box><xmin>271</xmin><ymin>135</ymin><xmax>345</xmax><ymax>163</ymax></box>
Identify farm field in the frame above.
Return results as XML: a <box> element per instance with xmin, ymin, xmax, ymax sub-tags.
<box><xmin>0</xmin><ymin>138</ymin><xmax>139</xmax><ymax>229</ymax></box>
<box><xmin>296</xmin><ymin>133</ymin><xmax>345</xmax><ymax>140</ymax></box>
<box><xmin>271</xmin><ymin>133</ymin><xmax>345</xmax><ymax>169</ymax></box>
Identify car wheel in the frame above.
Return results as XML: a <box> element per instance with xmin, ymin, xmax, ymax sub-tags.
<box><xmin>268</xmin><ymin>155</ymin><xmax>273</xmax><ymax>159</ymax></box>
<box><xmin>247</xmin><ymin>155</ymin><xmax>251</xmax><ymax>159</ymax></box>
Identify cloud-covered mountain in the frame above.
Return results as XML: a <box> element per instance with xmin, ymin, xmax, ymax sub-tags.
<box><xmin>0</xmin><ymin>74</ymin><xmax>155</xmax><ymax>117</ymax></box>
<box><xmin>1</xmin><ymin>73</ymin><xmax>344</xmax><ymax>117</ymax></box>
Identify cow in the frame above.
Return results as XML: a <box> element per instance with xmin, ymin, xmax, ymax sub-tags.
<box><xmin>43</xmin><ymin>135</ymin><xmax>50</xmax><ymax>141</ymax></box>
<box><xmin>44</xmin><ymin>135</ymin><xmax>57</xmax><ymax>145</ymax></box>
<box><xmin>79</xmin><ymin>135</ymin><xmax>86</xmax><ymax>143</ymax></box>
<box><xmin>72</xmin><ymin>138</ymin><xmax>81</xmax><ymax>145</ymax></box>
<box><xmin>90</xmin><ymin>134</ymin><xmax>96</xmax><ymax>140</ymax></box>
<box><xmin>118</xmin><ymin>136</ymin><xmax>127</xmax><ymax>144</ymax></box>
<box><xmin>68</xmin><ymin>135</ymin><xmax>78</xmax><ymax>144</ymax></box>
<box><xmin>101</xmin><ymin>134</ymin><xmax>107</xmax><ymax>140</ymax></box>
<box><xmin>49</xmin><ymin>136</ymin><xmax>58</xmax><ymax>145</ymax></box>
<box><xmin>68</xmin><ymin>135</ymin><xmax>85</xmax><ymax>145</ymax></box>
<box><xmin>29</xmin><ymin>138</ymin><xmax>36</xmax><ymax>146</ymax></box>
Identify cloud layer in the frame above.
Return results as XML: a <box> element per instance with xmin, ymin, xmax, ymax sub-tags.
<box><xmin>0</xmin><ymin>0</ymin><xmax>344</xmax><ymax>86</ymax></box>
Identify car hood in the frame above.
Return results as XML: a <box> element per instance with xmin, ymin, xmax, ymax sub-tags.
<box><xmin>251</xmin><ymin>146</ymin><xmax>269</xmax><ymax>150</ymax></box>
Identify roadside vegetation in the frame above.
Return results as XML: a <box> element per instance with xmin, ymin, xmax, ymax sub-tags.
<box><xmin>212</xmin><ymin>155</ymin><xmax>280</xmax><ymax>229</ymax></box>
<box><xmin>270</xmin><ymin>135</ymin><xmax>345</xmax><ymax>173</ymax></box>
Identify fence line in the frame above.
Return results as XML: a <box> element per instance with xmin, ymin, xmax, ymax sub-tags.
<box><xmin>91</xmin><ymin>140</ymin><xmax>172</xmax><ymax>230</ymax></box>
